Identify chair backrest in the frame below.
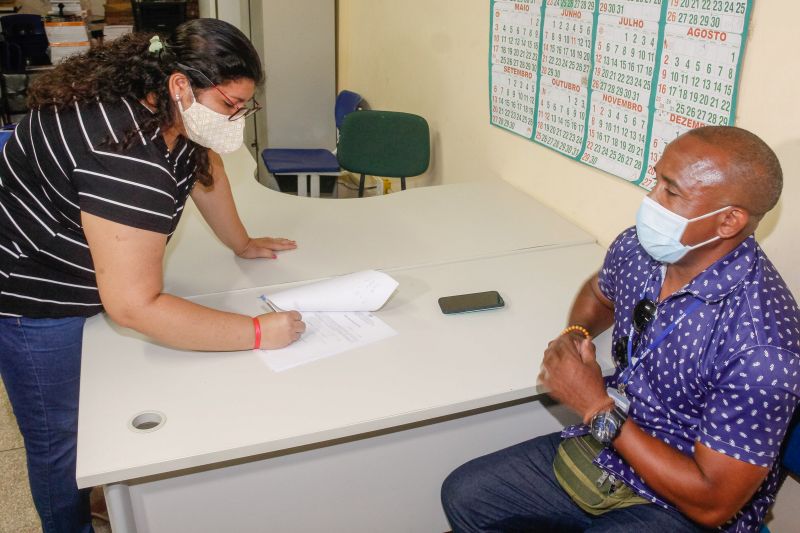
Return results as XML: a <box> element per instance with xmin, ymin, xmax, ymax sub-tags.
<box><xmin>1</xmin><ymin>14</ymin><xmax>49</xmax><ymax>67</ymax></box>
<box><xmin>1</xmin><ymin>14</ymin><xmax>46</xmax><ymax>39</ymax></box>
<box><xmin>334</xmin><ymin>90</ymin><xmax>362</xmax><ymax>130</ymax></box>
<box><xmin>780</xmin><ymin>409</ymin><xmax>800</xmax><ymax>474</ymax></box>
<box><xmin>0</xmin><ymin>41</ymin><xmax>26</xmax><ymax>73</ymax></box>
<box><xmin>0</xmin><ymin>124</ymin><xmax>16</xmax><ymax>150</ymax></box>
<box><xmin>336</xmin><ymin>110</ymin><xmax>430</xmax><ymax>178</ymax></box>
<box><xmin>2</xmin><ymin>73</ymin><xmax>31</xmax><ymax>117</ymax></box>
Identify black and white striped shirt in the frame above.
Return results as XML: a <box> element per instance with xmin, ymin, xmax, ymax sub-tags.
<box><xmin>0</xmin><ymin>98</ymin><xmax>198</xmax><ymax>318</ymax></box>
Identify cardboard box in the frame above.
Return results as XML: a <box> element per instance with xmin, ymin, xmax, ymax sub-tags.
<box><xmin>104</xmin><ymin>2</ymin><xmax>133</xmax><ymax>25</ymax></box>
<box><xmin>49</xmin><ymin>41</ymin><xmax>90</xmax><ymax>63</ymax></box>
<box><xmin>45</xmin><ymin>20</ymin><xmax>88</xmax><ymax>43</ymax></box>
<box><xmin>103</xmin><ymin>23</ymin><xmax>132</xmax><ymax>42</ymax></box>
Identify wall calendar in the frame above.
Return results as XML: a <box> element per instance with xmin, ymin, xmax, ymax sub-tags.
<box><xmin>489</xmin><ymin>0</ymin><xmax>752</xmax><ymax>189</ymax></box>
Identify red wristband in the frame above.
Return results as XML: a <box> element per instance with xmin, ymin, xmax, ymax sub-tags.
<box><xmin>252</xmin><ymin>317</ymin><xmax>261</xmax><ymax>350</ymax></box>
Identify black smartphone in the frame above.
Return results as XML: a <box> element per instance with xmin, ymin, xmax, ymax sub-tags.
<box><xmin>438</xmin><ymin>291</ymin><xmax>505</xmax><ymax>315</ymax></box>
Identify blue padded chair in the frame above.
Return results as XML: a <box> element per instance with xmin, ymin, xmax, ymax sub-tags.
<box><xmin>261</xmin><ymin>90</ymin><xmax>363</xmax><ymax>197</ymax></box>
<box><xmin>334</xmin><ymin>90</ymin><xmax>363</xmax><ymax>130</ymax></box>
<box><xmin>760</xmin><ymin>412</ymin><xmax>800</xmax><ymax>532</ymax></box>
<box><xmin>783</xmin><ymin>422</ymin><xmax>800</xmax><ymax>473</ymax></box>
<box><xmin>0</xmin><ymin>124</ymin><xmax>16</xmax><ymax>149</ymax></box>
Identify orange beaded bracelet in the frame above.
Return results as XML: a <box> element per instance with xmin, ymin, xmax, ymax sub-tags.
<box><xmin>560</xmin><ymin>324</ymin><xmax>590</xmax><ymax>339</ymax></box>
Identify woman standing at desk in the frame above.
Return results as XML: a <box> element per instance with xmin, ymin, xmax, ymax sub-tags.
<box><xmin>0</xmin><ymin>19</ymin><xmax>305</xmax><ymax>532</ymax></box>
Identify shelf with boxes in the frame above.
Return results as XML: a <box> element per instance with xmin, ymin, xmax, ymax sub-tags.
<box><xmin>44</xmin><ymin>18</ymin><xmax>89</xmax><ymax>62</ymax></box>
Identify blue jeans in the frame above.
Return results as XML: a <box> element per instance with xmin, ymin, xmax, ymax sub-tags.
<box><xmin>0</xmin><ymin>316</ymin><xmax>93</xmax><ymax>533</ymax></box>
<box><xmin>441</xmin><ymin>432</ymin><xmax>707</xmax><ymax>533</ymax></box>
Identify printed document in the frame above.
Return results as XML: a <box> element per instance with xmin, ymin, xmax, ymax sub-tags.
<box><xmin>263</xmin><ymin>270</ymin><xmax>399</xmax><ymax>312</ymax></box>
<box><xmin>259</xmin><ymin>312</ymin><xmax>397</xmax><ymax>372</ymax></box>
<box><xmin>257</xmin><ymin>271</ymin><xmax>399</xmax><ymax>371</ymax></box>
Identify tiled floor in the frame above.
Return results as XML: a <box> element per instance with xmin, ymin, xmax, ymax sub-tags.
<box><xmin>265</xmin><ymin>173</ymin><xmax>403</xmax><ymax>199</ymax></box>
<box><xmin>0</xmin><ymin>377</ymin><xmax>111</xmax><ymax>533</ymax></box>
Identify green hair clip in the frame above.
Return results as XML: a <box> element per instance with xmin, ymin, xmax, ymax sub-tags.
<box><xmin>148</xmin><ymin>35</ymin><xmax>164</xmax><ymax>54</ymax></box>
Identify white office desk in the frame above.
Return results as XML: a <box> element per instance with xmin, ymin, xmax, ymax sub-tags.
<box><xmin>163</xmin><ymin>147</ymin><xmax>594</xmax><ymax>297</ymax></box>
<box><xmin>79</xmin><ymin>245</ymin><xmax>611</xmax><ymax>532</ymax></box>
<box><xmin>78</xmin><ymin>149</ymin><xmax>611</xmax><ymax>532</ymax></box>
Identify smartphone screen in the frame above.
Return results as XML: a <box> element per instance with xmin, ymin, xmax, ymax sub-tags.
<box><xmin>438</xmin><ymin>291</ymin><xmax>505</xmax><ymax>315</ymax></box>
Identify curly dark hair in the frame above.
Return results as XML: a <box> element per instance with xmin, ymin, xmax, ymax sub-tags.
<box><xmin>27</xmin><ymin>18</ymin><xmax>264</xmax><ymax>186</ymax></box>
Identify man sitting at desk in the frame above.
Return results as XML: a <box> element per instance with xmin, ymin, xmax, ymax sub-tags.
<box><xmin>441</xmin><ymin>126</ymin><xmax>800</xmax><ymax>532</ymax></box>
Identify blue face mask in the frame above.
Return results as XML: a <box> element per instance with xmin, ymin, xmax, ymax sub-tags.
<box><xmin>636</xmin><ymin>196</ymin><xmax>730</xmax><ymax>264</ymax></box>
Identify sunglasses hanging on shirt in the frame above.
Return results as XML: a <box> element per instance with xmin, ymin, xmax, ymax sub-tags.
<box><xmin>612</xmin><ymin>298</ymin><xmax>657</xmax><ymax>369</ymax></box>
<box><xmin>615</xmin><ymin>297</ymin><xmax>704</xmax><ymax>395</ymax></box>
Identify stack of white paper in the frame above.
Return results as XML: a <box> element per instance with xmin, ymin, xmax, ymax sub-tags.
<box><xmin>265</xmin><ymin>270</ymin><xmax>399</xmax><ymax>312</ymax></box>
<box><xmin>258</xmin><ymin>271</ymin><xmax>399</xmax><ymax>372</ymax></box>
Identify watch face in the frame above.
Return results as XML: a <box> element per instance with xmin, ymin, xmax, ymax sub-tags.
<box><xmin>591</xmin><ymin>412</ymin><xmax>621</xmax><ymax>444</ymax></box>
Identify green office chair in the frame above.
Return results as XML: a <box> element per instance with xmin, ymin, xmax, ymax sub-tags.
<box><xmin>336</xmin><ymin>110</ymin><xmax>430</xmax><ymax>197</ymax></box>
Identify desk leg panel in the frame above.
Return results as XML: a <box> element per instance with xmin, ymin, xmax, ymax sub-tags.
<box><xmin>105</xmin><ymin>483</ymin><xmax>138</xmax><ymax>533</ymax></box>
<box><xmin>117</xmin><ymin>399</ymin><xmax>577</xmax><ymax>532</ymax></box>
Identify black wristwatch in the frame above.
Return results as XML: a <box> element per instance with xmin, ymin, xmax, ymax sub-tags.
<box><xmin>590</xmin><ymin>388</ymin><xmax>630</xmax><ymax>445</ymax></box>
<box><xmin>590</xmin><ymin>406</ymin><xmax>627</xmax><ymax>445</ymax></box>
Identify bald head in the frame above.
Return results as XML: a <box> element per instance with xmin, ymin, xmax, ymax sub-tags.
<box><xmin>681</xmin><ymin>126</ymin><xmax>782</xmax><ymax>218</ymax></box>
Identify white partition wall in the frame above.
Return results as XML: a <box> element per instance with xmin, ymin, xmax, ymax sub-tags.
<box><xmin>202</xmin><ymin>0</ymin><xmax>336</xmax><ymax>185</ymax></box>
<box><xmin>249</xmin><ymin>0</ymin><xmax>337</xmax><ymax>184</ymax></box>
<box><xmin>211</xmin><ymin>0</ymin><xmax>260</xmax><ymax>167</ymax></box>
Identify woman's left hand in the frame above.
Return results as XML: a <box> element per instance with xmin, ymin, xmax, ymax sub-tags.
<box><xmin>236</xmin><ymin>237</ymin><xmax>297</xmax><ymax>259</ymax></box>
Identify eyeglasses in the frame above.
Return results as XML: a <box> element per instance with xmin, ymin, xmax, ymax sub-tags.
<box><xmin>176</xmin><ymin>63</ymin><xmax>262</xmax><ymax>121</ymax></box>
<box><xmin>612</xmin><ymin>298</ymin><xmax>657</xmax><ymax>369</ymax></box>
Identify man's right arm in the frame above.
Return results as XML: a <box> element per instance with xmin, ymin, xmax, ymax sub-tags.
<box><xmin>565</xmin><ymin>272</ymin><xmax>615</xmax><ymax>338</ymax></box>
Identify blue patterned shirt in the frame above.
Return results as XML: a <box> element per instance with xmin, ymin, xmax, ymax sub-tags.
<box><xmin>562</xmin><ymin>227</ymin><xmax>800</xmax><ymax>532</ymax></box>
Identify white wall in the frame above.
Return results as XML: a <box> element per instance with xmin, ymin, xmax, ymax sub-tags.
<box><xmin>259</xmin><ymin>0</ymin><xmax>336</xmax><ymax>150</ymax></box>
<box><xmin>337</xmin><ymin>1</ymin><xmax>800</xmax><ymax>530</ymax></box>
<box><xmin>245</xmin><ymin>0</ymin><xmax>336</xmax><ymax>187</ymax></box>
<box><xmin>197</xmin><ymin>0</ymin><xmax>215</xmax><ymax>18</ymax></box>
<box><xmin>337</xmin><ymin>0</ymin><xmax>799</xmax><ymax>297</ymax></box>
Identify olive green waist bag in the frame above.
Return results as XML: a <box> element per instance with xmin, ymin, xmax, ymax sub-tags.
<box><xmin>552</xmin><ymin>435</ymin><xmax>648</xmax><ymax>515</ymax></box>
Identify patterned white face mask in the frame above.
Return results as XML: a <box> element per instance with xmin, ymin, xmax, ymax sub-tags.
<box><xmin>176</xmin><ymin>85</ymin><xmax>245</xmax><ymax>154</ymax></box>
